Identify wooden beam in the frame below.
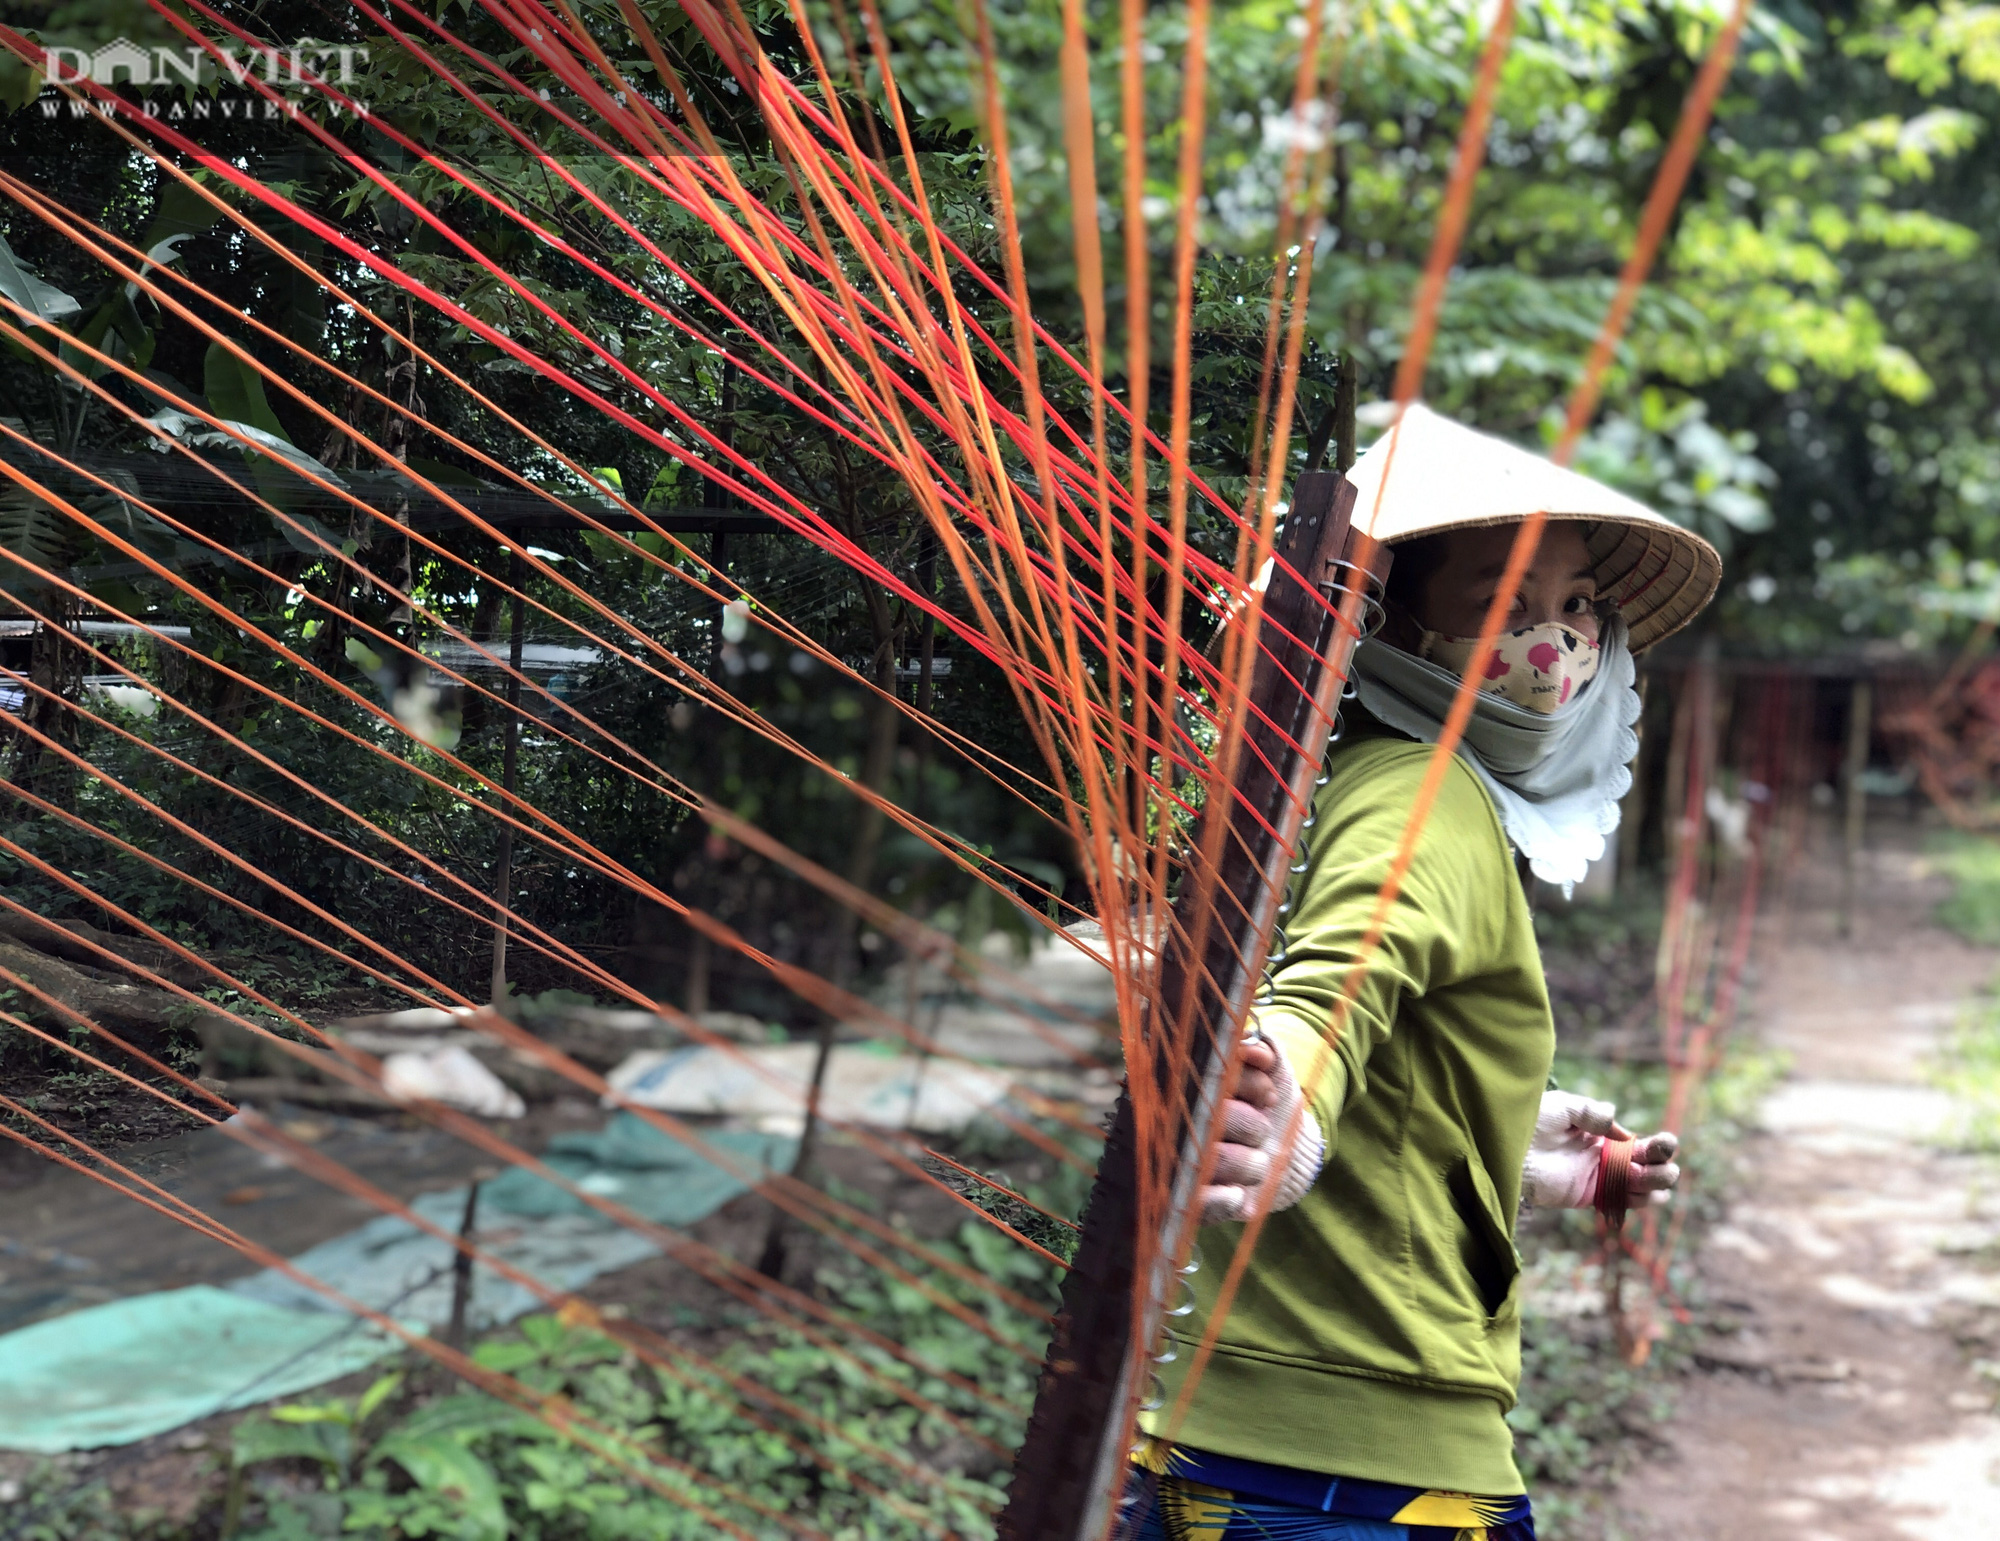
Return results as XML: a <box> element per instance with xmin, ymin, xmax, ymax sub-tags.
<box><xmin>1</xmin><ymin>447</ymin><xmax>785</xmax><ymax>587</ymax></box>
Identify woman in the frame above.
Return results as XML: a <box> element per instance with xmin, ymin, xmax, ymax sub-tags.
<box><xmin>1122</xmin><ymin>405</ymin><xmax>1722</xmax><ymax>1541</ymax></box>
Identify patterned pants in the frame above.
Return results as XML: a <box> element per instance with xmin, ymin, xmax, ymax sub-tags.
<box><xmin>1117</xmin><ymin>1439</ymin><xmax>1536</xmax><ymax>1541</ymax></box>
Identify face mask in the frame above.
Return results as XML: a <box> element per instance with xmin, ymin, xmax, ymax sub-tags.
<box><xmin>1420</xmin><ymin>621</ymin><xmax>1601</xmax><ymax>715</ymax></box>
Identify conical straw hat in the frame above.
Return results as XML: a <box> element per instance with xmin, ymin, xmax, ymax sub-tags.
<box><xmin>1346</xmin><ymin>403</ymin><xmax>1722</xmax><ymax>653</ymax></box>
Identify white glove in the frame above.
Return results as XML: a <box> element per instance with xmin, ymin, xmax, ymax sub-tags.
<box><xmin>1522</xmin><ymin>1091</ymin><xmax>1680</xmax><ymax>1211</ymax></box>
<box><xmin>1199</xmin><ymin>1032</ymin><xmax>1326</xmax><ymax>1224</ymax></box>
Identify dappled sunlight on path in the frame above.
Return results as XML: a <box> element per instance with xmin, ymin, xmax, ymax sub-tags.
<box><xmin>1615</xmin><ymin>820</ymin><xmax>2000</xmax><ymax>1539</ymax></box>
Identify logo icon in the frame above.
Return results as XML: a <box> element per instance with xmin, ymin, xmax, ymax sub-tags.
<box><xmin>34</xmin><ymin>37</ymin><xmax>373</xmax><ymax>121</ymax></box>
<box><xmin>40</xmin><ymin>37</ymin><xmax>369</xmax><ymax>89</ymax></box>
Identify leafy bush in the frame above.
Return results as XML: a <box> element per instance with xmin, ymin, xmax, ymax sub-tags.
<box><xmin>1936</xmin><ymin>987</ymin><xmax>2000</xmax><ymax>1153</ymax></box>
<box><xmin>1931</xmin><ymin>833</ymin><xmax>2000</xmax><ymax>947</ymax></box>
<box><xmin>0</xmin><ymin>1461</ymin><xmax>172</xmax><ymax>1541</ymax></box>
<box><xmin>1918</xmin><ymin>833</ymin><xmax>2000</xmax><ymax>1150</ymax></box>
<box><xmin>215</xmin><ymin>1194</ymin><xmax>1066</xmax><ymax>1540</ymax></box>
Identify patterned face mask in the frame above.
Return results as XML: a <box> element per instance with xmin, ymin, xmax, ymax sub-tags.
<box><xmin>1421</xmin><ymin>620</ymin><xmax>1601</xmax><ymax>714</ymax></box>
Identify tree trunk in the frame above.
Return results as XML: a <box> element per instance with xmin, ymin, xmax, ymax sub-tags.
<box><xmin>489</xmin><ymin>553</ymin><xmax>526</xmax><ymax>1006</ymax></box>
<box><xmin>11</xmin><ymin>608</ymin><xmax>81</xmax><ymax>804</ymax></box>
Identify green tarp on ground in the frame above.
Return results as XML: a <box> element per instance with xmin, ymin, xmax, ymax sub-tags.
<box><xmin>0</xmin><ymin>1285</ymin><xmax>398</xmax><ymax>1454</ymax></box>
<box><xmin>0</xmin><ymin>1120</ymin><xmax>794</xmax><ymax>1454</ymax></box>
<box><xmin>230</xmin><ymin>1121</ymin><xmax>791</xmax><ymax>1329</ymax></box>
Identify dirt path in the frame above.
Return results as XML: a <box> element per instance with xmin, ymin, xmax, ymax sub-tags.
<box><xmin>1615</xmin><ymin>822</ymin><xmax>2000</xmax><ymax>1537</ymax></box>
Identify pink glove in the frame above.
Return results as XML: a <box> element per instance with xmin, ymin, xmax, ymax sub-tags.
<box><xmin>1199</xmin><ymin>1032</ymin><xmax>1326</xmax><ymax>1224</ymax></box>
<box><xmin>1522</xmin><ymin>1091</ymin><xmax>1680</xmax><ymax>1210</ymax></box>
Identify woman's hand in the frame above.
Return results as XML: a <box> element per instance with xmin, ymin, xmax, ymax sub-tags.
<box><xmin>1522</xmin><ymin>1091</ymin><xmax>1679</xmax><ymax>1210</ymax></box>
<box><xmin>1198</xmin><ymin>1034</ymin><xmax>1325</xmax><ymax>1224</ymax></box>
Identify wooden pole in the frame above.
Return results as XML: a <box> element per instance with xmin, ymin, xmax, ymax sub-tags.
<box><xmin>1333</xmin><ymin>353</ymin><xmax>1358</xmax><ymax>475</ymax></box>
<box><xmin>1301</xmin><ymin>354</ymin><xmax>1357</xmax><ymax>477</ymax></box>
<box><xmin>681</xmin><ymin>531</ymin><xmax>733</xmax><ymax>1020</ymax></box>
<box><xmin>1659</xmin><ymin>668</ymin><xmax>1695</xmax><ymax>877</ymax></box>
<box><xmin>1615</xmin><ymin>674</ymin><xmax>1651</xmax><ymax>892</ymax></box>
<box><xmin>684</xmin><ymin>933</ymin><xmax>711</xmax><ymax>1015</ymax></box>
<box><xmin>443</xmin><ymin>1176</ymin><xmax>484</xmax><ymax>1352</ymax></box>
<box><xmin>488</xmin><ymin>551</ymin><xmax>525</xmax><ymax>1006</ymax></box>
<box><xmin>756</xmin><ymin>633</ymin><xmax>901</xmax><ymax>1283</ymax></box>
<box><xmin>1657</xmin><ymin>650</ymin><xmax>1715</xmax><ymax>1071</ymax></box>
<box><xmin>999</xmin><ymin>475</ymin><xmax>1379</xmax><ymax>1541</ymax></box>
<box><xmin>1840</xmin><ymin>675</ymin><xmax>1872</xmax><ymax>939</ymax></box>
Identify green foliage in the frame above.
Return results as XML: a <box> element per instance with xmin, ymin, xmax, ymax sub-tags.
<box><xmin>5</xmin><ymin>0</ymin><xmax>1998</xmax><ymax>1013</ymax></box>
<box><xmin>204</xmin><ymin>344</ymin><xmax>293</xmax><ymax>447</ymax></box>
<box><xmin>1533</xmin><ymin>890</ymin><xmax>1667</xmax><ymax>1046</ymax></box>
<box><xmin>1936</xmin><ymin>995</ymin><xmax>2000</xmax><ymax>1153</ymax></box>
<box><xmin>217</xmin><ymin>1232</ymin><xmax>1048</xmax><ymax>1536</ymax></box>
<box><xmin>1509</xmin><ymin>1314</ymin><xmax>1679</xmax><ymax>1538</ymax></box>
<box><xmin>865</xmin><ymin>0</ymin><xmax>2000</xmax><ymax>652</ymax></box>
<box><xmin>1930</xmin><ymin>830</ymin><xmax>2000</xmax><ymax>945</ymax></box>
<box><xmin>922</xmin><ymin>1152</ymin><xmax>1082</xmax><ymax>1264</ymax></box>
<box><xmin>920</xmin><ymin>1119</ymin><xmax>1098</xmax><ymax>1266</ymax></box>
<box><xmin>1927</xmin><ymin>832</ymin><xmax>2000</xmax><ymax>1150</ymax></box>
<box><xmin>0</xmin><ymin>1462</ymin><xmax>152</xmax><ymax>1541</ymax></box>
<box><xmin>1566</xmin><ymin>392</ymin><xmax>1777</xmax><ymax>559</ymax></box>
<box><xmin>0</xmin><ymin>229</ymin><xmax>80</xmax><ymax>327</ymax></box>
<box><xmin>0</xmin><ymin>82</ymin><xmax>1076</xmax><ymax>1000</ymax></box>
<box><xmin>209</xmin><ymin>1183</ymin><xmax>1077</xmax><ymax>1539</ymax></box>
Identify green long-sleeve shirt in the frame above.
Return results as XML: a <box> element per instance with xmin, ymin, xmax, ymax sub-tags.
<box><xmin>1140</xmin><ymin>724</ymin><xmax>1555</xmax><ymax>1493</ymax></box>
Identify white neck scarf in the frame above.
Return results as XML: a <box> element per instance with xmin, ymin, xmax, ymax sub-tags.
<box><xmin>1348</xmin><ymin>617</ymin><xmax>1642</xmax><ymax>892</ymax></box>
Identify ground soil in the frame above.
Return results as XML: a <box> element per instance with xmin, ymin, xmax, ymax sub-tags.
<box><xmin>0</xmin><ymin>969</ymin><xmax>404</xmax><ymax>1192</ymax></box>
<box><xmin>0</xmin><ymin>1064</ymin><xmax>209</xmax><ymax>1190</ymax></box>
<box><xmin>0</xmin><ymin>1096</ymin><xmax>618</xmax><ymax>1334</ymax></box>
<box><xmin>1613</xmin><ymin>815</ymin><xmax>2000</xmax><ymax>1537</ymax></box>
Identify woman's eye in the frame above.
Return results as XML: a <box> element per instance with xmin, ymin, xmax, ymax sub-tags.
<box><xmin>1564</xmin><ymin>594</ymin><xmax>1594</xmax><ymax>614</ymax></box>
